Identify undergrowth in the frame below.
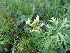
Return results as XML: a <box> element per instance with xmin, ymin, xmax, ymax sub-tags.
<box><xmin>0</xmin><ymin>0</ymin><xmax>70</xmax><ymax>53</ymax></box>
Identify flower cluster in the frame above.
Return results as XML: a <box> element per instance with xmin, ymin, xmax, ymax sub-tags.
<box><xmin>26</xmin><ymin>15</ymin><xmax>43</xmax><ymax>32</ymax></box>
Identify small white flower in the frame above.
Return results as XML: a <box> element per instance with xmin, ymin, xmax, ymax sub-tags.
<box><xmin>36</xmin><ymin>15</ymin><xmax>39</xmax><ymax>22</ymax></box>
<box><xmin>51</xmin><ymin>17</ymin><xmax>54</xmax><ymax>20</ymax></box>
<box><xmin>30</xmin><ymin>29</ymin><xmax>39</xmax><ymax>33</ymax></box>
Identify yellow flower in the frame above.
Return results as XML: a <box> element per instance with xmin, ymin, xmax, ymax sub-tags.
<box><xmin>30</xmin><ymin>20</ymin><xmax>36</xmax><ymax>27</ymax></box>
<box><xmin>26</xmin><ymin>15</ymin><xmax>43</xmax><ymax>33</ymax></box>
<box><xmin>26</xmin><ymin>18</ymin><xmax>30</xmax><ymax>25</ymax></box>
<box><xmin>40</xmin><ymin>23</ymin><xmax>43</xmax><ymax>27</ymax></box>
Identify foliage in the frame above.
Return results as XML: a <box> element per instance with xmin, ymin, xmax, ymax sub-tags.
<box><xmin>0</xmin><ymin>0</ymin><xmax>70</xmax><ymax>53</ymax></box>
<box><xmin>0</xmin><ymin>0</ymin><xmax>70</xmax><ymax>20</ymax></box>
<box><xmin>24</xmin><ymin>16</ymin><xmax>70</xmax><ymax>53</ymax></box>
